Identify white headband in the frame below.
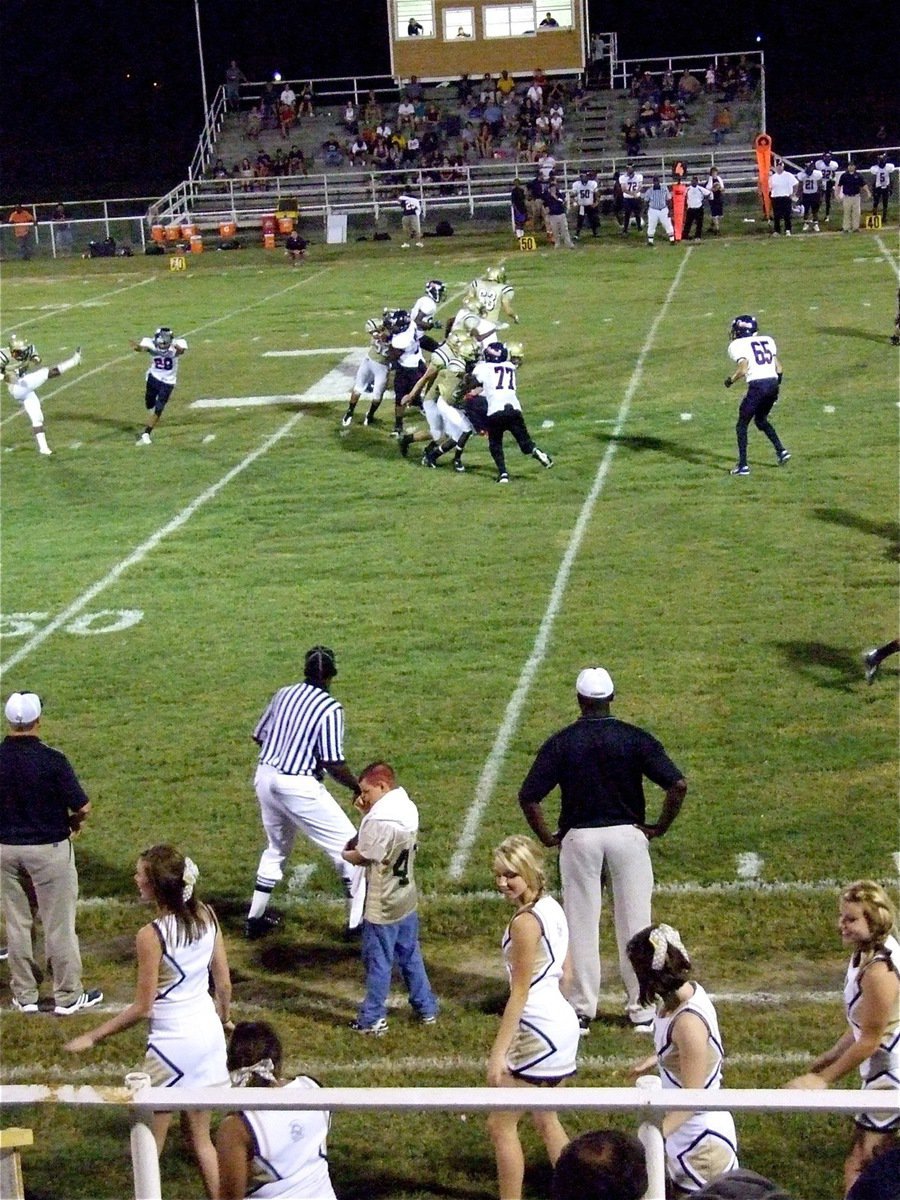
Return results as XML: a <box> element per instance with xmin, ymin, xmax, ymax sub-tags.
<box><xmin>182</xmin><ymin>857</ymin><xmax>199</xmax><ymax>902</ymax></box>
<box><xmin>649</xmin><ymin>923</ymin><xmax>689</xmax><ymax>971</ymax></box>
<box><xmin>230</xmin><ymin>1058</ymin><xmax>277</xmax><ymax>1087</ymax></box>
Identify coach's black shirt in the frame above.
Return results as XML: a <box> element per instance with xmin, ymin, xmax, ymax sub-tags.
<box><xmin>0</xmin><ymin>736</ymin><xmax>89</xmax><ymax>844</ymax></box>
<box><xmin>519</xmin><ymin>715</ymin><xmax>683</xmax><ymax>835</ymax></box>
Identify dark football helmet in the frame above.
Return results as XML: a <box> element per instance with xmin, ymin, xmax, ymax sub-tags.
<box><xmin>483</xmin><ymin>342</ymin><xmax>509</xmax><ymax>363</ymax></box>
<box><xmin>730</xmin><ymin>315</ymin><xmax>757</xmax><ymax>340</ymax></box>
<box><xmin>425</xmin><ymin>279</ymin><xmax>445</xmax><ymax>303</ymax></box>
<box><xmin>386</xmin><ymin>309</ymin><xmax>411</xmax><ymax>334</ymax></box>
<box><xmin>153</xmin><ymin>327</ymin><xmax>174</xmax><ymax>351</ymax></box>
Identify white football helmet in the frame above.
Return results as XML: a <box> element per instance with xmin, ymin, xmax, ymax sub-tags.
<box><xmin>506</xmin><ymin>341</ymin><xmax>524</xmax><ymax>365</ymax></box>
<box><xmin>365</xmin><ymin>317</ymin><xmax>383</xmax><ymax>335</ymax></box>
<box><xmin>9</xmin><ymin>334</ymin><xmax>31</xmax><ymax>360</ymax></box>
<box><xmin>484</xmin><ymin>265</ymin><xmax>507</xmax><ymax>283</ymax></box>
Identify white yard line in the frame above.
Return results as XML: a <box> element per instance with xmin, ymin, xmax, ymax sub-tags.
<box><xmin>0</xmin><ymin>414</ymin><xmax>304</xmax><ymax>675</ymax></box>
<box><xmin>874</xmin><ymin>234</ymin><xmax>900</xmax><ymax>280</ymax></box>
<box><xmin>0</xmin><ymin>276</ymin><xmax>157</xmax><ymax>337</ymax></box>
<box><xmin>448</xmin><ymin>249</ymin><xmax>695</xmax><ymax>880</ymax></box>
<box><xmin>0</xmin><ymin>269</ymin><xmax>331</xmax><ymax>428</ymax></box>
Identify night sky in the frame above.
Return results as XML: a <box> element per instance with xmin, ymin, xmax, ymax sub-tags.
<box><xmin>2</xmin><ymin>0</ymin><xmax>896</xmax><ymax>202</ymax></box>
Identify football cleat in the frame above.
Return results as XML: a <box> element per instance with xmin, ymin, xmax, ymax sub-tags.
<box><xmin>730</xmin><ymin>464</ymin><xmax>750</xmax><ymax>476</ymax></box>
<box><xmin>341</xmin><ymin>411</ymin><xmax>353</xmax><ymax>428</ymax></box>
<box><xmin>777</xmin><ymin>450</ymin><xmax>791</xmax><ymax>465</ymax></box>
<box><xmin>532</xmin><ymin>448</ymin><xmax>553</xmax><ymax>468</ymax></box>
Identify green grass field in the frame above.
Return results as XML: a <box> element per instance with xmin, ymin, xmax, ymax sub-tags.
<box><xmin>1</xmin><ymin>224</ymin><xmax>898</xmax><ymax>1200</ymax></box>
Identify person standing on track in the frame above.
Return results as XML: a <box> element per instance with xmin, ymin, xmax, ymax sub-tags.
<box><xmin>518</xmin><ymin>666</ymin><xmax>687</xmax><ymax>1035</ymax></box>
<box><xmin>244</xmin><ymin>646</ymin><xmax>363</xmax><ymax>940</ymax></box>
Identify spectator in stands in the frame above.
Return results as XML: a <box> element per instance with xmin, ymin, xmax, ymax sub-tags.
<box><xmin>551</xmin><ymin>1129</ymin><xmax>648</xmax><ymax>1200</ymax></box>
<box><xmin>535</xmin><ymin>110</ymin><xmax>551</xmax><ymax>142</ymax></box>
<box><xmin>677</xmin><ymin>70</ymin><xmax>702</xmax><ymax>103</ymax></box>
<box><xmin>224</xmin><ymin>60</ymin><xmax>247</xmax><ymax>112</ymax></box>
<box><xmin>515</xmin><ymin>128</ymin><xmax>534</xmax><ymax>165</ymax></box>
<box><xmin>786</xmin><ymin>881</ymin><xmax>899</xmax><ymax>1197</ymax></box>
<box><xmin>712</xmin><ymin>105</ymin><xmax>733</xmax><ymax>145</ymax></box>
<box><xmin>658</xmin><ymin>98</ymin><xmax>678</xmax><ymax>137</ymax></box>
<box><xmin>538</xmin><ymin>151</ymin><xmax>557</xmax><ymax>181</ymax></box>
<box><xmin>526</xmin><ymin>78</ymin><xmax>544</xmax><ymax>110</ymax></box>
<box><xmin>461</xmin><ymin>121</ymin><xmax>478</xmax><ymax>160</ymax></box>
<box><xmin>376</xmin><ymin>118</ymin><xmax>393</xmax><ymax>141</ymax></box>
<box><xmin>497</xmin><ymin>70</ymin><xmax>516</xmax><ymax>104</ymax></box>
<box><xmin>479</xmin><ymin>73</ymin><xmax>497</xmax><ymax>106</ymax></box>
<box><xmin>211</xmin><ymin>157</ymin><xmax>231</xmax><ymax>179</ymax></box>
<box><xmin>288</xmin><ymin>146</ymin><xmax>308</xmax><ymax>176</ymax></box>
<box><xmin>279</xmin><ymin>80</ymin><xmax>297</xmax><ymax>115</ymax></box>
<box><xmin>298</xmin><ymin>82</ymin><xmax>314</xmax><ymax>118</ymax></box>
<box><xmin>364</xmin><ymin>90</ymin><xmax>383</xmax><ymax>125</ymax></box>
<box><xmin>397</xmin><ymin>98</ymin><xmax>415</xmax><ymax>129</ymax></box>
<box><xmin>254</xmin><ymin>152</ymin><xmax>272</xmax><ymax>183</ymax></box>
<box><xmin>372</xmin><ymin>137</ymin><xmax>390</xmax><ymax>170</ymax></box>
<box><xmin>622</xmin><ymin>122</ymin><xmax>642</xmax><ymax>157</ymax></box>
<box><xmin>342</xmin><ymin>101</ymin><xmax>358</xmax><ymax>134</ymax></box>
<box><xmin>477</xmin><ymin>121</ymin><xmax>494</xmax><ymax>159</ymax></box>
<box><xmin>660</xmin><ymin>69</ymin><xmax>676</xmax><ymax>100</ymax></box>
<box><xmin>321</xmin><ymin>136</ymin><xmax>344</xmax><ymax>168</ymax></box>
<box><xmin>457</xmin><ymin>74</ymin><xmax>473</xmax><ymax>105</ymax></box>
<box><xmin>705</xmin><ymin>63</ymin><xmax>718</xmax><ymax>93</ymax></box>
<box><xmin>547</xmin><ymin>80</ymin><xmax>566</xmax><ymax>108</ymax></box>
<box><xmin>456</xmin><ymin>25</ymin><xmax>471</xmax><ymax>37</ymax></box>
<box><xmin>403</xmin><ymin>132</ymin><xmax>421</xmax><ymax>164</ymax></box>
<box><xmin>238</xmin><ymin>157</ymin><xmax>254</xmax><ymax>191</ymax></box>
<box><xmin>260</xmin><ymin>82</ymin><xmax>277</xmax><ymax>129</ymax></box>
<box><xmin>279</xmin><ymin>100</ymin><xmax>294</xmax><ymax>140</ymax></box>
<box><xmin>407</xmin><ymin>16</ymin><xmax>424</xmax><ymax>35</ymax></box>
<box><xmin>639</xmin><ymin>99</ymin><xmax>659</xmax><ymax>139</ymax></box>
<box><xmin>271</xmin><ymin>148</ymin><xmax>287</xmax><ymax>176</ymax></box>
<box><xmin>484</xmin><ymin>98</ymin><xmax>505</xmax><ymax>138</ymax></box>
<box><xmin>404</xmin><ymin>76</ymin><xmax>424</xmax><ymax>104</ymax></box>
<box><xmin>7</xmin><ymin>203</ymin><xmax>35</xmax><ymax>259</ymax></box>
<box><xmin>549</xmin><ymin>108</ymin><xmax>564</xmax><ymax>145</ymax></box>
<box><xmin>245</xmin><ymin>105</ymin><xmax>262</xmax><ymax>140</ymax></box>
<box><xmin>637</xmin><ymin>71</ymin><xmax>657</xmax><ymax>100</ymax></box>
<box><xmin>349</xmin><ymin>135</ymin><xmax>369</xmax><ymax>167</ymax></box>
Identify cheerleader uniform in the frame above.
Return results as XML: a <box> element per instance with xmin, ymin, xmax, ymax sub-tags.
<box><xmin>654</xmin><ymin>983</ymin><xmax>739</xmax><ymax>1192</ymax></box>
<box><xmin>240</xmin><ymin>1077</ymin><xmax>336</xmax><ymax>1199</ymax></box>
<box><xmin>845</xmin><ymin>934</ymin><xmax>900</xmax><ymax>1132</ymax></box>
<box><xmin>502</xmin><ymin>894</ymin><xmax>579</xmax><ymax>1082</ymax></box>
<box><xmin>143</xmin><ymin>912</ymin><xmax>228</xmax><ymax>1088</ymax></box>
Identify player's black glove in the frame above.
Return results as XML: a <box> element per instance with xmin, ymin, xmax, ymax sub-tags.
<box><xmin>724</xmin><ymin>377</ymin><xmax>734</xmax><ymax>388</ymax></box>
<box><xmin>432</xmin><ymin>320</ymin><xmax>443</xmax><ymax>330</ymax></box>
<box><xmin>776</xmin><ymin>371</ymin><xmax>783</xmax><ymax>384</ymax></box>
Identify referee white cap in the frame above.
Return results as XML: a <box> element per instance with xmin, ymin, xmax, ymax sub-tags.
<box><xmin>575</xmin><ymin>668</ymin><xmax>614</xmax><ymax>700</ymax></box>
<box><xmin>5</xmin><ymin>691</ymin><xmax>42</xmax><ymax>725</ymax></box>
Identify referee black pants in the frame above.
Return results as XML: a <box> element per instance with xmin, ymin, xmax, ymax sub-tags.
<box><xmin>772</xmin><ymin>195</ymin><xmax>793</xmax><ymax>234</ymax></box>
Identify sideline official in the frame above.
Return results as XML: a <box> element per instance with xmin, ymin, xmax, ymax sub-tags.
<box><xmin>244</xmin><ymin>646</ymin><xmax>362</xmax><ymax>939</ymax></box>
<box><xmin>0</xmin><ymin>692</ymin><xmax>102</xmax><ymax>1014</ymax></box>
<box><xmin>518</xmin><ymin>667</ymin><xmax>686</xmax><ymax>1033</ymax></box>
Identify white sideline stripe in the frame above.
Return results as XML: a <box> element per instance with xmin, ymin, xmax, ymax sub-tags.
<box><xmin>0</xmin><ymin>1049</ymin><xmax>811</xmax><ymax>1084</ymax></box>
<box><xmin>0</xmin><ymin>269</ymin><xmax>331</xmax><ymax>428</ymax></box>
<box><xmin>448</xmin><ymin>249</ymin><xmax>695</xmax><ymax>880</ymax></box>
<box><xmin>0</xmin><ymin>276</ymin><xmax>157</xmax><ymax>337</ymax></box>
<box><xmin>191</xmin><ymin>394</ymin><xmax>346</xmax><ymax>409</ymax></box>
<box><xmin>191</xmin><ymin>351</ymin><xmax>368</xmax><ymax>408</ymax></box>
<box><xmin>0</xmin><ymin>413</ymin><xmax>305</xmax><ymax>676</ymax></box>
<box><xmin>262</xmin><ymin>347</ymin><xmax>361</xmax><ymax>357</ymax></box>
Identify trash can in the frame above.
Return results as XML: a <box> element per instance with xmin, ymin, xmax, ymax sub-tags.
<box><xmin>181</xmin><ymin>223</ymin><xmax>197</xmax><ymax>239</ymax></box>
<box><xmin>263</xmin><ymin>232</ymin><xmax>276</xmax><ymax>249</ymax></box>
<box><xmin>277</xmin><ymin>217</ymin><xmax>294</xmax><ymax>234</ymax></box>
<box><xmin>165</xmin><ymin>225</ymin><xmax>181</xmax><ymax>242</ymax></box>
<box><xmin>151</xmin><ymin>224</ymin><xmax>165</xmax><ymax>244</ymax></box>
<box><xmin>190</xmin><ymin>234</ymin><xmax>203</xmax><ymax>253</ymax></box>
<box><xmin>219</xmin><ymin>220</ymin><xmax>236</xmax><ymax>238</ymax></box>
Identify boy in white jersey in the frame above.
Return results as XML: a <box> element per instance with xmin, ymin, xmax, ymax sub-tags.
<box><xmin>724</xmin><ymin>314</ymin><xmax>790</xmax><ymax>476</ymax></box>
<box><xmin>130</xmin><ymin>326</ymin><xmax>188</xmax><ymax>444</ymax></box>
<box><xmin>468</xmin><ymin>341</ymin><xmax>553</xmax><ymax>483</ymax></box>
<box><xmin>342</xmin><ymin>761</ymin><xmax>438</xmax><ymax>1034</ymax></box>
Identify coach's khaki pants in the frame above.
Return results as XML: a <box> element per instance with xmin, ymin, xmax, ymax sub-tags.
<box><xmin>560</xmin><ymin>824</ymin><xmax>656</xmax><ymax>1024</ymax></box>
<box><xmin>841</xmin><ymin>194</ymin><xmax>861</xmax><ymax>231</ymax></box>
<box><xmin>0</xmin><ymin>840</ymin><xmax>83</xmax><ymax>1007</ymax></box>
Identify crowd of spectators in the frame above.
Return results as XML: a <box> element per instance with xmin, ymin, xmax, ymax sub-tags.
<box><xmin>620</xmin><ymin>56</ymin><xmax>757</xmax><ymax>156</ymax></box>
<box><xmin>211</xmin><ymin>70</ymin><xmax>584</xmax><ymax>184</ymax></box>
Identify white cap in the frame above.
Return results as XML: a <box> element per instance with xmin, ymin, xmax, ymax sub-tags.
<box><xmin>5</xmin><ymin>692</ymin><xmax>42</xmax><ymax>725</ymax></box>
<box><xmin>575</xmin><ymin>668</ymin><xmax>615</xmax><ymax>700</ymax></box>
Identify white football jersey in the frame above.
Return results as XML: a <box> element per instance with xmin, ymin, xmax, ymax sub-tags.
<box><xmin>571</xmin><ymin>180</ymin><xmax>598</xmax><ymax>210</ymax></box>
<box><xmin>140</xmin><ymin>337</ymin><xmax>187</xmax><ymax>385</ymax></box>
<box><xmin>390</xmin><ymin>321</ymin><xmax>423</xmax><ymax>368</ymax></box>
<box><xmin>871</xmin><ymin>163</ymin><xmax>896</xmax><ymax>189</ymax></box>
<box><xmin>472</xmin><ymin>357</ymin><xmax>521</xmax><ymax>415</ymax></box>
<box><xmin>619</xmin><ymin>171</ymin><xmax>643</xmax><ymax>197</ymax></box>
<box><xmin>799</xmin><ymin>168</ymin><xmax>823</xmax><ymax>194</ymax></box>
<box><xmin>728</xmin><ymin>334</ymin><xmax>779</xmax><ymax>383</ymax></box>
<box><xmin>815</xmin><ymin>157</ymin><xmax>839</xmax><ymax>181</ymax></box>
<box><xmin>411</xmin><ymin>294</ymin><xmax>437</xmax><ymax>329</ymax></box>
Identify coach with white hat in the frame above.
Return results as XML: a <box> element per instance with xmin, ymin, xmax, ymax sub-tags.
<box><xmin>0</xmin><ymin>692</ymin><xmax>102</xmax><ymax>1015</ymax></box>
<box><xmin>518</xmin><ymin>666</ymin><xmax>687</xmax><ymax>1034</ymax></box>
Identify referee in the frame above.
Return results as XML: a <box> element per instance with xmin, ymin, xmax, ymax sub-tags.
<box><xmin>245</xmin><ymin>646</ymin><xmax>362</xmax><ymax>939</ymax></box>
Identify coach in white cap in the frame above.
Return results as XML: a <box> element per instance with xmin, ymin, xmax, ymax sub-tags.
<box><xmin>518</xmin><ymin>667</ymin><xmax>687</xmax><ymax>1034</ymax></box>
<box><xmin>0</xmin><ymin>692</ymin><xmax>102</xmax><ymax>1014</ymax></box>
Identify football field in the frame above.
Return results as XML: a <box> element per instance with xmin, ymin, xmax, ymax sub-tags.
<box><xmin>1</xmin><ymin>228</ymin><xmax>898</xmax><ymax>1199</ymax></box>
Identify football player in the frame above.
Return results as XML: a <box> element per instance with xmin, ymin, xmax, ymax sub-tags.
<box><xmin>410</xmin><ymin>280</ymin><xmax>446</xmax><ymax>353</ymax></box>
<box><xmin>0</xmin><ymin>334</ymin><xmax>81</xmax><ymax>456</ymax></box>
<box><xmin>386</xmin><ymin>309</ymin><xmax>425</xmax><ymax>437</ymax></box>
<box><xmin>725</xmin><ymin>315</ymin><xmax>791</xmax><ymax>476</ymax></box>
<box><xmin>466</xmin><ymin>342</ymin><xmax>553</xmax><ymax>484</ymax></box>
<box><xmin>342</xmin><ymin>316</ymin><xmax>393</xmax><ymax>427</ymax></box>
<box><xmin>465</xmin><ymin>265</ymin><xmax>518</xmax><ymax>325</ymax></box>
<box><xmin>130</xmin><ymin>327</ymin><xmax>188</xmax><ymax>445</ymax></box>
<box><xmin>570</xmin><ymin>170</ymin><xmax>600</xmax><ymax>239</ymax></box>
<box><xmin>398</xmin><ymin>332</ymin><xmax>478</xmax><ymax>472</ymax></box>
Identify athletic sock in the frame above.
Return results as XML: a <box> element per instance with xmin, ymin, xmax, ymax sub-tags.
<box><xmin>248</xmin><ymin>888</ymin><xmax>274</xmax><ymax>920</ymax></box>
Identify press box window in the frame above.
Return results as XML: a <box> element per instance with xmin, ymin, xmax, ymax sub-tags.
<box><xmin>445</xmin><ymin>7</ymin><xmax>475</xmax><ymax>37</ymax></box>
<box><xmin>397</xmin><ymin>0</ymin><xmax>434</xmax><ymax>36</ymax></box>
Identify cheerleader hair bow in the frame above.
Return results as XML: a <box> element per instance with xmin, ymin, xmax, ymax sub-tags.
<box><xmin>182</xmin><ymin>857</ymin><xmax>200</xmax><ymax>903</ymax></box>
<box><xmin>649</xmin><ymin>923</ymin><xmax>689</xmax><ymax>971</ymax></box>
<box><xmin>231</xmin><ymin>1058</ymin><xmax>277</xmax><ymax>1087</ymax></box>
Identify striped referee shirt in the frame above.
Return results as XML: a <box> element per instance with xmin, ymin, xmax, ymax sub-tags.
<box><xmin>646</xmin><ymin>184</ymin><xmax>669</xmax><ymax>210</ymax></box>
<box><xmin>254</xmin><ymin>682</ymin><xmax>345</xmax><ymax>776</ymax></box>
